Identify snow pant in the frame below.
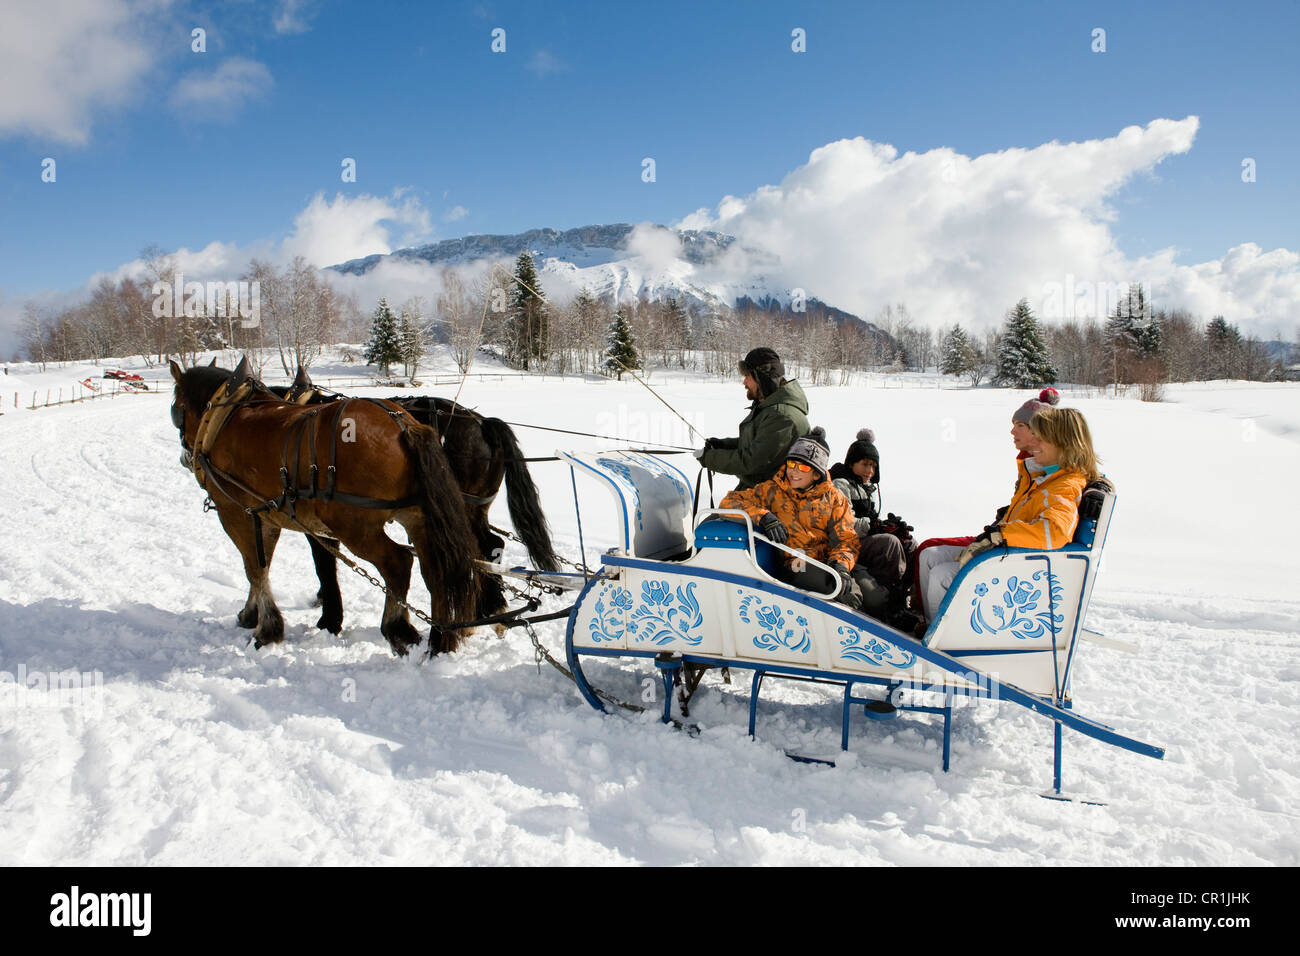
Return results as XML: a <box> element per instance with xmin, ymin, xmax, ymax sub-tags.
<box><xmin>775</xmin><ymin>562</ymin><xmax>862</xmax><ymax>611</ymax></box>
<box><xmin>852</xmin><ymin>533</ymin><xmax>908</xmax><ymax>614</ymax></box>
<box><xmin>917</xmin><ymin>544</ymin><xmax>968</xmax><ymax>621</ymax></box>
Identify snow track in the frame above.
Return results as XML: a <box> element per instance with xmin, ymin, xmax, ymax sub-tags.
<box><xmin>1</xmin><ymin>371</ymin><xmax>1298</xmax><ymax>865</ymax></box>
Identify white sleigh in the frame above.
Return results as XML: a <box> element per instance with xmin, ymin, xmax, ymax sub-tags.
<box><xmin>560</xmin><ymin>451</ymin><xmax>1163</xmax><ymax>795</ymax></box>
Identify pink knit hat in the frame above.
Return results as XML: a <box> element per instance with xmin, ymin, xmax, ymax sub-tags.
<box><xmin>1012</xmin><ymin>388</ymin><xmax>1060</xmax><ymax>424</ymax></box>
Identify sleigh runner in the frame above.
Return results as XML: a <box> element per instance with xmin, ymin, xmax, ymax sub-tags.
<box><xmin>561</xmin><ymin>450</ymin><xmax>1164</xmax><ymax>796</ymax></box>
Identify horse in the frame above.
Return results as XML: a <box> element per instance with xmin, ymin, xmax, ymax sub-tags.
<box><xmin>169</xmin><ymin>358</ymin><xmax>483</xmax><ymax>656</ymax></box>
<box><xmin>271</xmin><ymin>369</ymin><xmax>558</xmax><ymax>636</ymax></box>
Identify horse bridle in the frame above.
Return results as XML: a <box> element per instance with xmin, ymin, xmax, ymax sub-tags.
<box><xmin>171</xmin><ymin>394</ymin><xmax>194</xmax><ymax>470</ymax></box>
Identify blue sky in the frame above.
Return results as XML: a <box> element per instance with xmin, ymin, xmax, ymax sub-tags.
<box><xmin>1</xmin><ymin>0</ymin><xmax>1297</xmax><ymax>328</ymax></box>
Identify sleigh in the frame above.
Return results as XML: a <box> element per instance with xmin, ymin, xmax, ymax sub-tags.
<box><xmin>559</xmin><ymin>450</ymin><xmax>1164</xmax><ymax>797</ymax></box>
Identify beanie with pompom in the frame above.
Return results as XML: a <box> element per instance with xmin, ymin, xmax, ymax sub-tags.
<box><xmin>1012</xmin><ymin>387</ymin><xmax>1061</xmax><ymax>425</ymax></box>
<box><xmin>843</xmin><ymin>427</ymin><xmax>881</xmax><ymax>483</ymax></box>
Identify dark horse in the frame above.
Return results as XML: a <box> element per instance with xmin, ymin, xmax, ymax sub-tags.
<box><xmin>274</xmin><ymin>370</ymin><xmax>559</xmax><ymax>636</ymax></box>
<box><xmin>170</xmin><ymin>359</ymin><xmax>483</xmax><ymax>655</ymax></box>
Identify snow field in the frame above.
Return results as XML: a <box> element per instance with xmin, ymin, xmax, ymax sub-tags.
<box><xmin>1</xmin><ymin>354</ymin><xmax>1298</xmax><ymax>864</ymax></box>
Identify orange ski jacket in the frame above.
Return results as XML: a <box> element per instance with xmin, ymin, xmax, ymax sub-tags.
<box><xmin>720</xmin><ymin>469</ymin><xmax>860</xmax><ymax>570</ymax></box>
<box><xmin>1000</xmin><ymin>460</ymin><xmax>1088</xmax><ymax>550</ymax></box>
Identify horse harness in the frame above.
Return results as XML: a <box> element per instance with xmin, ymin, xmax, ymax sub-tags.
<box><xmin>182</xmin><ymin>378</ymin><xmax>421</xmax><ymax>567</ymax></box>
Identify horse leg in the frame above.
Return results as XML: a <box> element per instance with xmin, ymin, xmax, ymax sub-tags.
<box><xmin>217</xmin><ymin>509</ymin><xmax>284</xmax><ymax>647</ymax></box>
<box><xmin>308</xmin><ymin>536</ymin><xmax>344</xmax><ymax>634</ymax></box>
<box><xmin>337</xmin><ymin>524</ymin><xmax>421</xmax><ymax>657</ymax></box>
<box><xmin>395</xmin><ymin>514</ymin><xmax>472</xmax><ymax>655</ymax></box>
<box><xmin>470</xmin><ymin>507</ymin><xmax>509</xmax><ymax>634</ymax></box>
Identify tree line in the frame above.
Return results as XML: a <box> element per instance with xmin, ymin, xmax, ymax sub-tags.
<box><xmin>20</xmin><ymin>249</ymin><xmax>1295</xmax><ymax>391</ymax></box>
<box><xmin>936</xmin><ymin>285</ymin><xmax>1294</xmax><ymax>395</ymax></box>
<box><xmin>18</xmin><ymin>247</ymin><xmax>368</xmax><ymax>374</ymax></box>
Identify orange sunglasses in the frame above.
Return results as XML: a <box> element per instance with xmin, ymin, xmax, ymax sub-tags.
<box><xmin>786</xmin><ymin>459</ymin><xmax>814</xmax><ymax>473</ymax></box>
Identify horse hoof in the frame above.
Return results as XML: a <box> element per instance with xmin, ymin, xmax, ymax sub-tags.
<box><xmin>316</xmin><ymin>614</ymin><xmax>343</xmax><ymax>635</ymax></box>
<box><xmin>492</xmin><ymin>623</ymin><xmax>508</xmax><ymax>638</ymax></box>
<box><xmin>237</xmin><ymin>607</ymin><xmax>258</xmax><ymax>628</ymax></box>
<box><xmin>388</xmin><ymin>635</ymin><xmax>419</xmax><ymax>657</ymax></box>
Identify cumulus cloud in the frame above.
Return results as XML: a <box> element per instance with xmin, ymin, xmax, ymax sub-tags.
<box><xmin>170</xmin><ymin>57</ymin><xmax>273</xmax><ymax>114</ymax></box>
<box><xmin>282</xmin><ymin>191</ymin><xmax>433</xmax><ymax>268</ymax></box>
<box><xmin>4</xmin><ymin>190</ymin><xmax>441</xmax><ymax>341</ymax></box>
<box><xmin>677</xmin><ymin>116</ymin><xmax>1300</xmax><ymax>333</ymax></box>
<box><xmin>0</xmin><ymin>0</ymin><xmax>160</xmax><ymax>144</ymax></box>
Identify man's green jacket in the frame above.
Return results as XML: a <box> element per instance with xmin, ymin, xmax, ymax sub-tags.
<box><xmin>701</xmin><ymin>379</ymin><xmax>810</xmax><ymax>490</ymax></box>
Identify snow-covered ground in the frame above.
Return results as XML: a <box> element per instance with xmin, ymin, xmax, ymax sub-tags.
<box><xmin>2</xmin><ymin>351</ymin><xmax>1298</xmax><ymax>865</ymax></box>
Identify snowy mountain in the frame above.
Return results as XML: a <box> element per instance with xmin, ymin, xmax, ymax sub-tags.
<box><xmin>331</xmin><ymin>223</ymin><xmax>859</xmax><ymax>322</ymax></box>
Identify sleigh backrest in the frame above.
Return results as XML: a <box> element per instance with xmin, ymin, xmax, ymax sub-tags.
<box><xmin>560</xmin><ymin>450</ymin><xmax>695</xmax><ymax>560</ymax></box>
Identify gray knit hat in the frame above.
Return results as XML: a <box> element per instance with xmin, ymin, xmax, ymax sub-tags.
<box><xmin>786</xmin><ymin>426</ymin><xmax>830</xmax><ymax>478</ymax></box>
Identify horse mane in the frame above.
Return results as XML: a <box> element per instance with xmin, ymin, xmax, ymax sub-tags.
<box><xmin>180</xmin><ymin>364</ymin><xmax>277</xmax><ymax>413</ymax></box>
<box><xmin>179</xmin><ymin>365</ymin><xmax>233</xmax><ymax>413</ymax></box>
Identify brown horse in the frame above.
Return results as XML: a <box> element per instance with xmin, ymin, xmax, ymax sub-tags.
<box><xmin>169</xmin><ymin>359</ymin><xmax>482</xmax><ymax>655</ymax></box>
<box><xmin>274</xmin><ymin>380</ymin><xmax>559</xmax><ymax>636</ymax></box>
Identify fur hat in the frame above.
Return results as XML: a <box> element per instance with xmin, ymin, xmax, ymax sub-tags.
<box><xmin>844</xmin><ymin>427</ymin><xmax>881</xmax><ymax>483</ymax></box>
<box><xmin>738</xmin><ymin>347</ymin><xmax>785</xmax><ymax>399</ymax></box>
<box><xmin>1012</xmin><ymin>387</ymin><xmax>1061</xmax><ymax>425</ymax></box>
<box><xmin>786</xmin><ymin>426</ymin><xmax>830</xmax><ymax>478</ymax></box>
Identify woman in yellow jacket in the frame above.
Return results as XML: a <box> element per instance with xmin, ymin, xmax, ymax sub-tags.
<box><xmin>918</xmin><ymin>407</ymin><xmax>1100</xmax><ymax>621</ymax></box>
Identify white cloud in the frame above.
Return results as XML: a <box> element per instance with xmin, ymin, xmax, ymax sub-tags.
<box><xmin>170</xmin><ymin>57</ymin><xmax>273</xmax><ymax>114</ymax></box>
<box><xmin>526</xmin><ymin>50</ymin><xmax>567</xmax><ymax>76</ymax></box>
<box><xmin>282</xmin><ymin>191</ymin><xmax>433</xmax><ymax>268</ymax></box>
<box><xmin>626</xmin><ymin>222</ymin><xmax>686</xmax><ymax>273</ymax></box>
<box><xmin>0</xmin><ymin>0</ymin><xmax>162</xmax><ymax>144</ymax></box>
<box><xmin>443</xmin><ymin>205</ymin><xmax>469</xmax><ymax>222</ymax></box>
<box><xmin>273</xmin><ymin>0</ymin><xmax>317</xmax><ymax>35</ymax></box>
<box><xmin>676</xmin><ymin>116</ymin><xmax>1300</xmax><ymax>334</ymax></box>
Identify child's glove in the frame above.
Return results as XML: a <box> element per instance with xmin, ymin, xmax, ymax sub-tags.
<box><xmin>758</xmin><ymin>512</ymin><xmax>788</xmax><ymax>544</ymax></box>
<box><xmin>831</xmin><ymin>562</ymin><xmax>856</xmax><ymax>600</ymax></box>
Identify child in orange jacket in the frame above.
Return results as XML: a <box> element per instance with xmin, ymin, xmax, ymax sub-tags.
<box><xmin>720</xmin><ymin>427</ymin><xmax>862</xmax><ymax>607</ymax></box>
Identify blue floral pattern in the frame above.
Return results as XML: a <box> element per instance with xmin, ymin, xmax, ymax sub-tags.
<box><xmin>737</xmin><ymin>591</ymin><xmax>811</xmax><ymax>654</ymax></box>
<box><xmin>588</xmin><ymin>584</ymin><xmax>633</xmax><ymax>643</ymax></box>
<box><xmin>969</xmin><ymin>571</ymin><xmax>1065</xmax><ymax>640</ymax></box>
<box><xmin>629</xmin><ymin>580</ymin><xmax>704</xmax><ymax>646</ymax></box>
<box><xmin>836</xmin><ymin>625</ymin><xmax>916</xmax><ymax>667</ymax></box>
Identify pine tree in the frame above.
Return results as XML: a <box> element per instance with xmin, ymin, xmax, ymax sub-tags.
<box><xmin>506</xmin><ymin>252</ymin><xmax>547</xmax><ymax>370</ymax></box>
<box><xmin>1205</xmin><ymin>315</ymin><xmax>1242</xmax><ymax>379</ymax></box>
<box><xmin>603</xmin><ymin>307</ymin><xmax>640</xmax><ymax>379</ymax></box>
<box><xmin>939</xmin><ymin>323</ymin><xmax>977</xmax><ymax>376</ymax></box>
<box><xmin>994</xmin><ymin>298</ymin><xmax>1057</xmax><ymax>388</ymax></box>
<box><xmin>364</xmin><ymin>297</ymin><xmax>401</xmax><ymax>377</ymax></box>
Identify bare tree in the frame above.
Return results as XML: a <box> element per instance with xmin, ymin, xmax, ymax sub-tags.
<box><xmin>439</xmin><ymin>270</ymin><xmax>483</xmax><ymax>373</ymax></box>
<box><xmin>21</xmin><ymin>303</ymin><xmax>51</xmax><ymax>370</ymax></box>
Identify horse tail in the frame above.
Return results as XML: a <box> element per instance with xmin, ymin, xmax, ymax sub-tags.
<box><xmin>479</xmin><ymin>416</ymin><xmax>560</xmax><ymax>572</ymax></box>
<box><xmin>401</xmin><ymin>422</ymin><xmax>482</xmax><ymax>626</ymax></box>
